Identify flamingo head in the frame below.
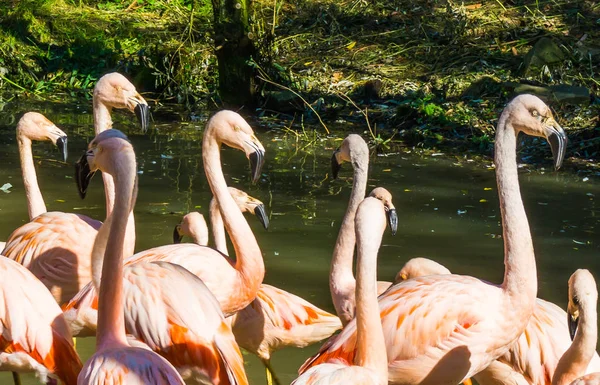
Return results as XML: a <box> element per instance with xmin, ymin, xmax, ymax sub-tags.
<box><xmin>93</xmin><ymin>72</ymin><xmax>150</xmax><ymax>132</ymax></box>
<box><xmin>394</xmin><ymin>257</ymin><xmax>452</xmax><ymax>283</ymax></box>
<box><xmin>75</xmin><ymin>129</ymin><xmax>132</xmax><ymax>199</ymax></box>
<box><xmin>567</xmin><ymin>268</ymin><xmax>598</xmax><ymax>340</ymax></box>
<box><xmin>505</xmin><ymin>94</ymin><xmax>567</xmax><ymax>170</ymax></box>
<box><xmin>17</xmin><ymin>112</ymin><xmax>68</xmax><ymax>162</ymax></box>
<box><xmin>206</xmin><ymin>110</ymin><xmax>265</xmax><ymax>183</ymax></box>
<box><xmin>173</xmin><ymin>212</ymin><xmax>208</xmax><ymax>245</ymax></box>
<box><xmin>368</xmin><ymin>187</ymin><xmax>398</xmax><ymax>235</ymax></box>
<box><xmin>331</xmin><ymin>134</ymin><xmax>369</xmax><ymax>179</ymax></box>
<box><xmin>228</xmin><ymin>186</ymin><xmax>269</xmax><ymax>229</ymax></box>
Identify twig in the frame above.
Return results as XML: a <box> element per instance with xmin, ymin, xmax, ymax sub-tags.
<box><xmin>257</xmin><ymin>75</ymin><xmax>330</xmax><ymax>134</ymax></box>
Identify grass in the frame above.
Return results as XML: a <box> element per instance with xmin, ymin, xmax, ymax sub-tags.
<box><xmin>0</xmin><ymin>0</ymin><xmax>599</xmax><ymax>160</ymax></box>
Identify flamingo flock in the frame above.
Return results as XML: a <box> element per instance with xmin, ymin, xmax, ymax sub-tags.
<box><xmin>0</xmin><ymin>72</ymin><xmax>597</xmax><ymax>385</ymax></box>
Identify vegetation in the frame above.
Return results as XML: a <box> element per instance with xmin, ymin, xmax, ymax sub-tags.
<box><xmin>0</xmin><ymin>0</ymin><xmax>599</xmax><ymax>162</ymax></box>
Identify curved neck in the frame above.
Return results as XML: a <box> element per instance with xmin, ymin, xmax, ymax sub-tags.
<box><xmin>18</xmin><ymin>136</ymin><xmax>46</xmax><ymax>220</ymax></box>
<box><xmin>93</xmin><ymin>99</ymin><xmax>136</xmax><ymax>257</ymax></box>
<box><xmin>354</xmin><ymin>203</ymin><xmax>388</xmax><ymax>384</ymax></box>
<box><xmin>94</xmin><ymin>156</ymin><xmax>136</xmax><ymax>349</ymax></box>
<box><xmin>202</xmin><ymin>131</ymin><xmax>264</xmax><ymax>313</ymax></box>
<box><xmin>553</xmin><ymin>303</ymin><xmax>598</xmax><ymax>385</ymax></box>
<box><xmin>495</xmin><ymin>118</ymin><xmax>537</xmax><ymax>305</ymax></box>
<box><xmin>209</xmin><ymin>197</ymin><xmax>229</xmax><ymax>255</ymax></box>
<box><xmin>330</xmin><ymin>162</ymin><xmax>368</xmax><ymax>324</ymax></box>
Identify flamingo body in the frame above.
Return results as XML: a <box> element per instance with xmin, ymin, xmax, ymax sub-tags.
<box><xmin>231</xmin><ymin>283</ymin><xmax>342</xmax><ymax>360</ymax></box>
<box><xmin>3</xmin><ymin>212</ymin><xmax>100</xmax><ymax>304</ymax></box>
<box><xmin>0</xmin><ymin>257</ymin><xmax>81</xmax><ymax>384</ymax></box>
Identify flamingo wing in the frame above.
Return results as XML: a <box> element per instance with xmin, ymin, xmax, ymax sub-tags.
<box><xmin>122</xmin><ymin>261</ymin><xmax>248</xmax><ymax>385</ymax></box>
<box><xmin>0</xmin><ymin>257</ymin><xmax>82</xmax><ymax>384</ymax></box>
<box><xmin>2</xmin><ymin>212</ymin><xmax>100</xmax><ymax>305</ymax></box>
<box><xmin>62</xmin><ymin>281</ymin><xmax>98</xmax><ymax>338</ymax></box>
<box><xmin>301</xmin><ymin>275</ymin><xmax>506</xmax><ymax>384</ymax></box>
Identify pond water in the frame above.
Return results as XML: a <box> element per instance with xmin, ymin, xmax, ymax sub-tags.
<box><xmin>0</xmin><ymin>99</ymin><xmax>598</xmax><ymax>384</ymax></box>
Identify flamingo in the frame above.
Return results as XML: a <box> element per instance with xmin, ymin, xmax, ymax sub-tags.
<box><xmin>120</xmin><ymin>110</ymin><xmax>266</xmax><ymax>317</ymax></box>
<box><xmin>298</xmin><ymin>94</ymin><xmax>568</xmax><ymax>385</ymax></box>
<box><xmin>292</xmin><ymin>196</ymin><xmax>389</xmax><ymax>385</ymax></box>
<box><xmin>174</xmin><ymin>188</ymin><xmax>342</xmax><ymax>385</ymax></box>
<box><xmin>552</xmin><ymin>269</ymin><xmax>600</xmax><ymax>385</ymax></box>
<box><xmin>72</xmin><ymin>113</ymin><xmax>264</xmax><ymax>384</ymax></box>
<box><xmin>2</xmin><ymin>73</ymin><xmax>149</xmax><ymax>305</ymax></box>
<box><xmin>396</xmin><ymin>257</ymin><xmax>600</xmax><ymax>385</ymax></box>
<box><xmin>75</xmin><ymin>129</ymin><xmax>185</xmax><ymax>385</ymax></box>
<box><xmin>329</xmin><ymin>135</ymin><xmax>398</xmax><ymax>326</ymax></box>
<box><xmin>0</xmin><ymin>257</ymin><xmax>82</xmax><ymax>385</ymax></box>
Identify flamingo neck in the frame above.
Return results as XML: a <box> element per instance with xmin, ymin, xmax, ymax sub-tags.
<box><xmin>93</xmin><ymin>99</ymin><xmax>136</xmax><ymax>257</ymax></box>
<box><xmin>495</xmin><ymin>117</ymin><xmax>537</xmax><ymax>310</ymax></box>
<box><xmin>209</xmin><ymin>197</ymin><xmax>229</xmax><ymax>255</ymax></box>
<box><xmin>17</xmin><ymin>135</ymin><xmax>46</xmax><ymax>220</ymax></box>
<box><xmin>553</xmin><ymin>303</ymin><xmax>598</xmax><ymax>385</ymax></box>
<box><xmin>94</xmin><ymin>155</ymin><xmax>137</xmax><ymax>349</ymax></box>
<box><xmin>354</xmin><ymin>200</ymin><xmax>388</xmax><ymax>385</ymax></box>
<box><xmin>202</xmin><ymin>131</ymin><xmax>264</xmax><ymax>314</ymax></box>
<box><xmin>330</xmin><ymin>162</ymin><xmax>368</xmax><ymax>325</ymax></box>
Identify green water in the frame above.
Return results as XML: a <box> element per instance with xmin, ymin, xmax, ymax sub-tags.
<box><xmin>0</xmin><ymin>100</ymin><xmax>598</xmax><ymax>384</ymax></box>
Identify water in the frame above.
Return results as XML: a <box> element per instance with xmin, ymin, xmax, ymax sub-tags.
<box><xmin>0</xmin><ymin>100</ymin><xmax>598</xmax><ymax>384</ymax></box>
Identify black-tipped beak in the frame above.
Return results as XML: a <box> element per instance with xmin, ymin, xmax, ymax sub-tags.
<box><xmin>75</xmin><ymin>152</ymin><xmax>95</xmax><ymax>199</ymax></box>
<box><xmin>173</xmin><ymin>225</ymin><xmax>183</xmax><ymax>244</ymax></box>
<box><xmin>134</xmin><ymin>104</ymin><xmax>150</xmax><ymax>133</ymax></box>
<box><xmin>253</xmin><ymin>204</ymin><xmax>270</xmax><ymax>229</ymax></box>
<box><xmin>331</xmin><ymin>150</ymin><xmax>341</xmax><ymax>179</ymax></box>
<box><xmin>546</xmin><ymin>121</ymin><xmax>567</xmax><ymax>170</ymax></box>
<box><xmin>568</xmin><ymin>312</ymin><xmax>579</xmax><ymax>341</ymax></box>
<box><xmin>387</xmin><ymin>209</ymin><xmax>398</xmax><ymax>236</ymax></box>
<box><xmin>56</xmin><ymin>136</ymin><xmax>68</xmax><ymax>162</ymax></box>
<box><xmin>249</xmin><ymin>149</ymin><xmax>265</xmax><ymax>184</ymax></box>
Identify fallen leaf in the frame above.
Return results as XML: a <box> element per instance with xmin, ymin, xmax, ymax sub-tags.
<box><xmin>0</xmin><ymin>183</ymin><xmax>12</xmax><ymax>193</ymax></box>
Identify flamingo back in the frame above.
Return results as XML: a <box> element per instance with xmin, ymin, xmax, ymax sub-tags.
<box><xmin>0</xmin><ymin>257</ymin><xmax>82</xmax><ymax>384</ymax></box>
<box><xmin>78</xmin><ymin>346</ymin><xmax>185</xmax><ymax>385</ymax></box>
<box><xmin>292</xmin><ymin>362</ymin><xmax>381</xmax><ymax>385</ymax></box>
<box><xmin>2</xmin><ymin>212</ymin><xmax>100</xmax><ymax>305</ymax></box>
<box><xmin>300</xmin><ymin>274</ymin><xmax>519</xmax><ymax>385</ymax></box>
<box><xmin>231</xmin><ymin>284</ymin><xmax>342</xmax><ymax>359</ymax></box>
<box><xmin>122</xmin><ymin>261</ymin><xmax>248</xmax><ymax>385</ymax></box>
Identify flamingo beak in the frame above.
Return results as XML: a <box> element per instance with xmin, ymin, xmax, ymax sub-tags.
<box><xmin>173</xmin><ymin>225</ymin><xmax>183</xmax><ymax>244</ymax></box>
<box><xmin>568</xmin><ymin>310</ymin><xmax>579</xmax><ymax>341</ymax></box>
<box><xmin>75</xmin><ymin>151</ymin><xmax>96</xmax><ymax>199</ymax></box>
<box><xmin>545</xmin><ymin>118</ymin><xmax>567</xmax><ymax>170</ymax></box>
<box><xmin>331</xmin><ymin>149</ymin><xmax>341</xmax><ymax>179</ymax></box>
<box><xmin>253</xmin><ymin>204</ymin><xmax>269</xmax><ymax>229</ymax></box>
<box><xmin>134</xmin><ymin>103</ymin><xmax>150</xmax><ymax>133</ymax></box>
<box><xmin>56</xmin><ymin>136</ymin><xmax>68</xmax><ymax>162</ymax></box>
<box><xmin>248</xmin><ymin>146</ymin><xmax>265</xmax><ymax>184</ymax></box>
<box><xmin>387</xmin><ymin>209</ymin><xmax>398</xmax><ymax>236</ymax></box>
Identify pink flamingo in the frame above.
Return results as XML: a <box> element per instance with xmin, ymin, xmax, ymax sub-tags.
<box><xmin>0</xmin><ymin>257</ymin><xmax>82</xmax><ymax>385</ymax></box>
<box><xmin>75</xmin><ymin>129</ymin><xmax>185</xmax><ymax>385</ymax></box>
<box><xmin>552</xmin><ymin>269</ymin><xmax>600</xmax><ymax>385</ymax></box>
<box><xmin>292</xmin><ymin>196</ymin><xmax>389</xmax><ymax>385</ymax></box>
<box><xmin>2</xmin><ymin>74</ymin><xmax>148</xmax><ymax>305</ymax></box>
<box><xmin>175</xmin><ymin>188</ymin><xmax>342</xmax><ymax>385</ymax></box>
<box><xmin>329</xmin><ymin>135</ymin><xmax>398</xmax><ymax>326</ymax></box>
<box><xmin>72</xmin><ymin>113</ymin><xmax>263</xmax><ymax>384</ymax></box>
<box><xmin>396</xmin><ymin>257</ymin><xmax>600</xmax><ymax>385</ymax></box>
<box><xmin>122</xmin><ymin>110</ymin><xmax>266</xmax><ymax>317</ymax></box>
<box><xmin>299</xmin><ymin>94</ymin><xmax>568</xmax><ymax>385</ymax></box>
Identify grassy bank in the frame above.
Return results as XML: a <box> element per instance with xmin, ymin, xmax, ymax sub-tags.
<box><xmin>1</xmin><ymin>0</ymin><xmax>599</xmax><ymax>163</ymax></box>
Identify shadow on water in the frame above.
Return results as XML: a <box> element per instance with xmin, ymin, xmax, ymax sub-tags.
<box><xmin>0</xmin><ymin>100</ymin><xmax>598</xmax><ymax>384</ymax></box>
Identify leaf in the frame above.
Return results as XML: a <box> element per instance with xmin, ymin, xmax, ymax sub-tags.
<box><xmin>0</xmin><ymin>183</ymin><xmax>12</xmax><ymax>193</ymax></box>
<box><xmin>484</xmin><ymin>187</ymin><xmax>493</xmax><ymax>191</ymax></box>
<box><xmin>479</xmin><ymin>199</ymin><xmax>487</xmax><ymax>203</ymax></box>
<box><xmin>346</xmin><ymin>41</ymin><xmax>356</xmax><ymax>50</ymax></box>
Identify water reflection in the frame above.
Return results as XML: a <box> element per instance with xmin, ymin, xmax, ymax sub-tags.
<box><xmin>0</xmin><ymin>100</ymin><xmax>598</xmax><ymax>384</ymax></box>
